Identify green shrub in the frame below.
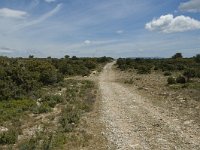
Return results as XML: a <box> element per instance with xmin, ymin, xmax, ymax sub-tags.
<box><xmin>176</xmin><ymin>76</ymin><xmax>186</xmax><ymax>84</ymax></box>
<box><xmin>34</xmin><ymin>103</ymin><xmax>51</xmax><ymax>114</ymax></box>
<box><xmin>60</xmin><ymin>105</ymin><xmax>80</xmax><ymax>132</ymax></box>
<box><xmin>18</xmin><ymin>138</ymin><xmax>37</xmax><ymax>150</ymax></box>
<box><xmin>167</xmin><ymin>77</ymin><xmax>176</xmax><ymax>84</ymax></box>
<box><xmin>137</xmin><ymin>66</ymin><xmax>151</xmax><ymax>74</ymax></box>
<box><xmin>0</xmin><ymin>99</ymin><xmax>37</xmax><ymax>122</ymax></box>
<box><xmin>43</xmin><ymin>95</ymin><xmax>63</xmax><ymax>108</ymax></box>
<box><xmin>164</xmin><ymin>72</ymin><xmax>172</xmax><ymax>76</ymax></box>
<box><xmin>50</xmin><ymin>132</ymin><xmax>66</xmax><ymax>148</ymax></box>
<box><xmin>183</xmin><ymin>69</ymin><xmax>196</xmax><ymax>81</ymax></box>
<box><xmin>177</xmin><ymin>64</ymin><xmax>185</xmax><ymax>70</ymax></box>
<box><xmin>172</xmin><ymin>53</ymin><xmax>183</xmax><ymax>59</ymax></box>
<box><xmin>154</xmin><ymin>66</ymin><xmax>158</xmax><ymax>70</ymax></box>
<box><xmin>195</xmin><ymin>54</ymin><xmax>200</xmax><ymax>63</ymax></box>
<box><xmin>161</xmin><ymin>64</ymin><xmax>176</xmax><ymax>71</ymax></box>
<box><xmin>0</xmin><ymin>130</ymin><xmax>18</xmax><ymax>144</ymax></box>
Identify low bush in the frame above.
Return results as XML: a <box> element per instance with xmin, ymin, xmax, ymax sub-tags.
<box><xmin>34</xmin><ymin>103</ymin><xmax>51</xmax><ymax>114</ymax></box>
<box><xmin>60</xmin><ymin>105</ymin><xmax>80</xmax><ymax>132</ymax></box>
<box><xmin>0</xmin><ymin>129</ymin><xmax>18</xmax><ymax>145</ymax></box>
<box><xmin>0</xmin><ymin>99</ymin><xmax>37</xmax><ymax>123</ymax></box>
<box><xmin>195</xmin><ymin>54</ymin><xmax>200</xmax><ymax>63</ymax></box>
<box><xmin>183</xmin><ymin>69</ymin><xmax>196</xmax><ymax>81</ymax></box>
<box><xmin>42</xmin><ymin>95</ymin><xmax>63</xmax><ymax>108</ymax></box>
<box><xmin>176</xmin><ymin>76</ymin><xmax>186</xmax><ymax>84</ymax></box>
<box><xmin>167</xmin><ymin>77</ymin><xmax>176</xmax><ymax>84</ymax></box>
<box><xmin>137</xmin><ymin>66</ymin><xmax>151</xmax><ymax>74</ymax></box>
<box><xmin>18</xmin><ymin>138</ymin><xmax>38</xmax><ymax>150</ymax></box>
<box><xmin>164</xmin><ymin>72</ymin><xmax>172</xmax><ymax>76</ymax></box>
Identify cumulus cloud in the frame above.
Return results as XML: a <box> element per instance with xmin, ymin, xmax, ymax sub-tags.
<box><xmin>45</xmin><ymin>0</ymin><xmax>56</xmax><ymax>3</ymax></box>
<box><xmin>0</xmin><ymin>8</ymin><xmax>27</xmax><ymax>19</ymax></box>
<box><xmin>145</xmin><ymin>14</ymin><xmax>200</xmax><ymax>33</ymax></box>
<box><xmin>179</xmin><ymin>0</ymin><xmax>200</xmax><ymax>12</ymax></box>
<box><xmin>84</xmin><ymin>40</ymin><xmax>91</xmax><ymax>45</ymax></box>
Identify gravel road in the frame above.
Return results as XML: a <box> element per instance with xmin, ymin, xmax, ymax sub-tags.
<box><xmin>99</xmin><ymin>62</ymin><xmax>200</xmax><ymax>150</ymax></box>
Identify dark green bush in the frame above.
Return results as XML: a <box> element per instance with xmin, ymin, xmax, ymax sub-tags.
<box><xmin>195</xmin><ymin>54</ymin><xmax>200</xmax><ymax>63</ymax></box>
<box><xmin>116</xmin><ymin>54</ymin><xmax>199</xmax><ymax>77</ymax></box>
<box><xmin>172</xmin><ymin>53</ymin><xmax>183</xmax><ymax>59</ymax></box>
<box><xmin>164</xmin><ymin>72</ymin><xmax>172</xmax><ymax>76</ymax></box>
<box><xmin>34</xmin><ymin>103</ymin><xmax>51</xmax><ymax>114</ymax></box>
<box><xmin>167</xmin><ymin>77</ymin><xmax>176</xmax><ymax>84</ymax></box>
<box><xmin>183</xmin><ymin>69</ymin><xmax>196</xmax><ymax>81</ymax></box>
<box><xmin>137</xmin><ymin>66</ymin><xmax>151</xmax><ymax>74</ymax></box>
<box><xmin>176</xmin><ymin>76</ymin><xmax>186</xmax><ymax>84</ymax></box>
<box><xmin>0</xmin><ymin>56</ymin><xmax>111</xmax><ymax>101</ymax></box>
<box><xmin>154</xmin><ymin>66</ymin><xmax>159</xmax><ymax>70</ymax></box>
<box><xmin>177</xmin><ymin>64</ymin><xmax>185</xmax><ymax>70</ymax></box>
<box><xmin>42</xmin><ymin>95</ymin><xmax>63</xmax><ymax>108</ymax></box>
<box><xmin>0</xmin><ymin>130</ymin><xmax>18</xmax><ymax>144</ymax></box>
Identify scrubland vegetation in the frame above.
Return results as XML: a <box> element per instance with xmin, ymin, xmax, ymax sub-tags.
<box><xmin>115</xmin><ymin>53</ymin><xmax>200</xmax><ymax>124</ymax></box>
<box><xmin>117</xmin><ymin>53</ymin><xmax>200</xmax><ymax>86</ymax></box>
<box><xmin>114</xmin><ymin>54</ymin><xmax>200</xmax><ymax>144</ymax></box>
<box><xmin>0</xmin><ymin>56</ymin><xmax>112</xmax><ymax>101</ymax></box>
<box><xmin>0</xmin><ymin>56</ymin><xmax>112</xmax><ymax>149</ymax></box>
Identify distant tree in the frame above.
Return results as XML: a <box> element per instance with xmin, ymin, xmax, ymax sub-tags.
<box><xmin>29</xmin><ymin>55</ymin><xmax>34</xmax><ymax>58</ymax></box>
<box><xmin>194</xmin><ymin>54</ymin><xmax>200</xmax><ymax>63</ymax></box>
<box><xmin>64</xmin><ymin>55</ymin><xmax>70</xmax><ymax>59</ymax></box>
<box><xmin>172</xmin><ymin>53</ymin><xmax>183</xmax><ymax>59</ymax></box>
<box><xmin>72</xmin><ymin>56</ymin><xmax>78</xmax><ymax>60</ymax></box>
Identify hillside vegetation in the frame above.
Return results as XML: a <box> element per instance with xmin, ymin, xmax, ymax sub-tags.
<box><xmin>0</xmin><ymin>56</ymin><xmax>112</xmax><ymax>149</ymax></box>
<box><xmin>0</xmin><ymin>56</ymin><xmax>112</xmax><ymax>101</ymax></box>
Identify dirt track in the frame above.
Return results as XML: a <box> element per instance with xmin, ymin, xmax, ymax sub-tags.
<box><xmin>99</xmin><ymin>62</ymin><xmax>200</xmax><ymax>150</ymax></box>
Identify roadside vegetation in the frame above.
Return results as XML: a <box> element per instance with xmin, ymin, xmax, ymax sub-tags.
<box><xmin>115</xmin><ymin>53</ymin><xmax>200</xmax><ymax>130</ymax></box>
<box><xmin>116</xmin><ymin>53</ymin><xmax>200</xmax><ymax>87</ymax></box>
<box><xmin>0</xmin><ymin>55</ymin><xmax>112</xmax><ymax>149</ymax></box>
<box><xmin>0</xmin><ymin>56</ymin><xmax>112</xmax><ymax>101</ymax></box>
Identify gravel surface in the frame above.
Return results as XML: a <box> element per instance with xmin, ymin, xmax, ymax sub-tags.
<box><xmin>99</xmin><ymin>62</ymin><xmax>200</xmax><ymax>150</ymax></box>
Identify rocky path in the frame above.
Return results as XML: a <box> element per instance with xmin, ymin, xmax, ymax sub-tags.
<box><xmin>99</xmin><ymin>62</ymin><xmax>200</xmax><ymax>150</ymax></box>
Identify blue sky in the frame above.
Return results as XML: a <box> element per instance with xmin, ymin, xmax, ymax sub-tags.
<box><xmin>0</xmin><ymin>0</ymin><xmax>200</xmax><ymax>58</ymax></box>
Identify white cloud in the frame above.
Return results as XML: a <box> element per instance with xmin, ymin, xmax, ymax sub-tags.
<box><xmin>116</xmin><ymin>30</ymin><xmax>124</xmax><ymax>34</ymax></box>
<box><xmin>0</xmin><ymin>8</ymin><xmax>27</xmax><ymax>19</ymax></box>
<box><xmin>145</xmin><ymin>14</ymin><xmax>200</xmax><ymax>33</ymax></box>
<box><xmin>84</xmin><ymin>40</ymin><xmax>91</xmax><ymax>45</ymax></box>
<box><xmin>17</xmin><ymin>3</ymin><xmax>62</xmax><ymax>30</ymax></box>
<box><xmin>45</xmin><ymin>0</ymin><xmax>56</xmax><ymax>3</ymax></box>
<box><xmin>179</xmin><ymin>0</ymin><xmax>200</xmax><ymax>12</ymax></box>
